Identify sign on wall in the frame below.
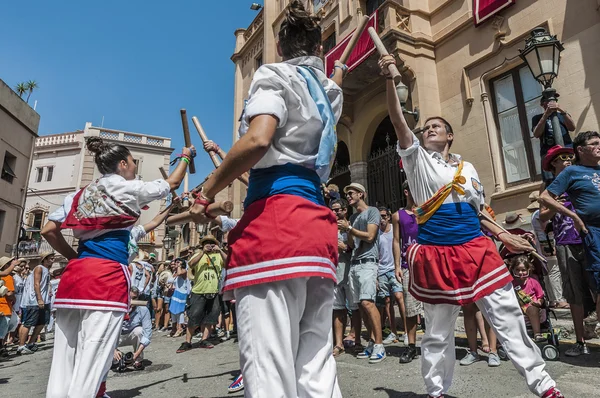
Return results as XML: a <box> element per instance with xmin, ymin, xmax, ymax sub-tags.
<box><xmin>473</xmin><ymin>0</ymin><xmax>515</xmax><ymax>25</ymax></box>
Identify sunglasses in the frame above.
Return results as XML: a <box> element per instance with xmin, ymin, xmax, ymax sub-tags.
<box><xmin>555</xmin><ymin>154</ymin><xmax>575</xmax><ymax>161</ymax></box>
<box><xmin>332</xmin><ymin>208</ymin><xmax>346</xmax><ymax>212</ymax></box>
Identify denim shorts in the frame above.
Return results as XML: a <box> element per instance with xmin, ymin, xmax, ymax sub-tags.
<box><xmin>348</xmin><ymin>262</ymin><xmax>378</xmax><ymax>305</ymax></box>
<box><xmin>377</xmin><ymin>270</ymin><xmax>403</xmax><ymax>298</ymax></box>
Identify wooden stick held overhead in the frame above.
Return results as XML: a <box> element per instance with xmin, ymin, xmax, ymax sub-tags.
<box><xmin>180</xmin><ymin>109</ymin><xmax>196</xmax><ymax>174</ymax></box>
<box><xmin>367</xmin><ymin>27</ymin><xmax>401</xmax><ymax>84</ymax></box>
<box><xmin>339</xmin><ymin>15</ymin><xmax>370</xmax><ymax>64</ymax></box>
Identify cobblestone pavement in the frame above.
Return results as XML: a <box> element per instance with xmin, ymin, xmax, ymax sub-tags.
<box><xmin>1</xmin><ymin>311</ymin><xmax>599</xmax><ymax>398</ymax></box>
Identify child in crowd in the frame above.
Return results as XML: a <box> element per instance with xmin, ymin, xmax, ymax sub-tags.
<box><xmin>509</xmin><ymin>255</ymin><xmax>547</xmax><ymax>342</ymax></box>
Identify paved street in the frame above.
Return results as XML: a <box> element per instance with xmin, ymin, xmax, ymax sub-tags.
<box><xmin>1</xmin><ymin>312</ymin><xmax>599</xmax><ymax>398</ymax></box>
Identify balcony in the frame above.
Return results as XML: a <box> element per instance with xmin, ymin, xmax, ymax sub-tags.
<box><xmin>84</xmin><ymin>122</ymin><xmax>172</xmax><ymax>149</ymax></box>
<box><xmin>15</xmin><ymin>232</ymin><xmax>75</xmax><ymax>259</ymax></box>
<box><xmin>35</xmin><ymin>132</ymin><xmax>83</xmax><ymax>148</ymax></box>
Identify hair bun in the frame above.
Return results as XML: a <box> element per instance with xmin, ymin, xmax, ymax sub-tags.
<box><xmin>286</xmin><ymin>0</ymin><xmax>320</xmax><ymax>30</ymax></box>
<box><xmin>86</xmin><ymin>137</ymin><xmax>104</xmax><ymax>155</ymax></box>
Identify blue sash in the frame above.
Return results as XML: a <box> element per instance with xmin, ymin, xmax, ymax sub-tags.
<box><xmin>244</xmin><ymin>163</ymin><xmax>325</xmax><ymax>208</ymax></box>
<box><xmin>417</xmin><ymin>203</ymin><xmax>483</xmax><ymax>246</ymax></box>
<box><xmin>78</xmin><ymin>230</ymin><xmax>130</xmax><ymax>265</ymax></box>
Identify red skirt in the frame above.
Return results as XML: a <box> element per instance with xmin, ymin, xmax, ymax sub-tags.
<box><xmin>407</xmin><ymin>236</ymin><xmax>512</xmax><ymax>305</ymax></box>
<box><xmin>224</xmin><ymin>194</ymin><xmax>338</xmax><ymax>291</ymax></box>
<box><xmin>54</xmin><ymin>257</ymin><xmax>131</xmax><ymax>312</ymax></box>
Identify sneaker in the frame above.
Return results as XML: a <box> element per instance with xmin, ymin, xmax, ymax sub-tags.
<box><xmin>399</xmin><ymin>346</ymin><xmax>418</xmax><ymax>364</ymax></box>
<box><xmin>565</xmin><ymin>342</ymin><xmax>590</xmax><ymax>357</ymax></box>
<box><xmin>369</xmin><ymin>344</ymin><xmax>387</xmax><ymax>363</ymax></box>
<box><xmin>220</xmin><ymin>331</ymin><xmax>231</xmax><ymax>342</ymax></box>
<box><xmin>217</xmin><ymin>329</ymin><xmax>226</xmax><ymax>338</ymax></box>
<box><xmin>17</xmin><ymin>345</ymin><xmax>34</xmax><ymax>355</ymax></box>
<box><xmin>357</xmin><ymin>341</ymin><xmax>374</xmax><ymax>359</ymax></box>
<box><xmin>403</xmin><ymin>334</ymin><xmax>409</xmax><ymax>346</ymax></box>
<box><xmin>133</xmin><ymin>361</ymin><xmax>145</xmax><ymax>371</ymax></box>
<box><xmin>28</xmin><ymin>343</ymin><xmax>39</xmax><ymax>352</ymax></box>
<box><xmin>176</xmin><ymin>342</ymin><xmax>193</xmax><ymax>353</ymax></box>
<box><xmin>488</xmin><ymin>352</ymin><xmax>501</xmax><ymax>367</ymax></box>
<box><xmin>542</xmin><ymin>387</ymin><xmax>564</xmax><ymax>398</ymax></box>
<box><xmin>228</xmin><ymin>373</ymin><xmax>244</xmax><ymax>393</ymax></box>
<box><xmin>382</xmin><ymin>332</ymin><xmax>398</xmax><ymax>345</ymax></box>
<box><xmin>192</xmin><ymin>331</ymin><xmax>204</xmax><ymax>341</ymax></box>
<box><xmin>459</xmin><ymin>351</ymin><xmax>479</xmax><ymax>366</ymax></box>
<box><xmin>199</xmin><ymin>340</ymin><xmax>214</xmax><ymax>349</ymax></box>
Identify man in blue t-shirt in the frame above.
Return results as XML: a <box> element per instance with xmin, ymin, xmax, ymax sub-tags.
<box><xmin>532</xmin><ymin>97</ymin><xmax>576</xmax><ymax>184</ymax></box>
<box><xmin>539</xmin><ymin>131</ymin><xmax>600</xmax><ymax>323</ymax></box>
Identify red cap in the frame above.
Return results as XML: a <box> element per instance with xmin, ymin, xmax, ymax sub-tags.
<box><xmin>542</xmin><ymin>145</ymin><xmax>574</xmax><ymax>171</ymax></box>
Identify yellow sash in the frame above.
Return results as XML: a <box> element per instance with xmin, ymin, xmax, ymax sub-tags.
<box><xmin>414</xmin><ymin>160</ymin><xmax>466</xmax><ymax>225</ymax></box>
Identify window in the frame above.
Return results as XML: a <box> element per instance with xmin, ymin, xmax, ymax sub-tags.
<box><xmin>323</xmin><ymin>31</ymin><xmax>337</xmax><ymax>54</ymax></box>
<box><xmin>46</xmin><ymin>166</ymin><xmax>54</xmax><ymax>182</ymax></box>
<box><xmin>256</xmin><ymin>53</ymin><xmax>263</xmax><ymax>69</ymax></box>
<box><xmin>0</xmin><ymin>210</ymin><xmax>5</xmax><ymax>240</ymax></box>
<box><xmin>32</xmin><ymin>212</ymin><xmax>44</xmax><ymax>230</ymax></box>
<box><xmin>1</xmin><ymin>152</ymin><xmax>17</xmax><ymax>184</ymax></box>
<box><xmin>366</xmin><ymin>0</ymin><xmax>385</xmax><ymax>15</ymax></box>
<box><xmin>36</xmin><ymin>167</ymin><xmax>44</xmax><ymax>183</ymax></box>
<box><xmin>490</xmin><ymin>65</ymin><xmax>543</xmax><ymax>186</ymax></box>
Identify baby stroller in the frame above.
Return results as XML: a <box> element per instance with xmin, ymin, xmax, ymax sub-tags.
<box><xmin>496</xmin><ymin>244</ymin><xmax>561</xmax><ymax>361</ymax></box>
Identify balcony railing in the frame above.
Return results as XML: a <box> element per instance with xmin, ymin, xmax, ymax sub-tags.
<box><xmin>36</xmin><ymin>133</ymin><xmax>83</xmax><ymax>147</ymax></box>
<box><xmin>15</xmin><ymin>233</ymin><xmax>75</xmax><ymax>258</ymax></box>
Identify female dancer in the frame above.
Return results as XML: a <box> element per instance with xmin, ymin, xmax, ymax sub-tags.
<box><xmin>190</xmin><ymin>2</ymin><xmax>345</xmax><ymax>396</ymax></box>
<box><xmin>42</xmin><ymin>136</ymin><xmax>193</xmax><ymax>397</ymax></box>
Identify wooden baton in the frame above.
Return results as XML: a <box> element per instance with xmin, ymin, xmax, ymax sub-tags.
<box><xmin>339</xmin><ymin>15</ymin><xmax>370</xmax><ymax>64</ymax></box>
<box><xmin>166</xmin><ymin>201</ymin><xmax>234</xmax><ymax>226</ymax></box>
<box><xmin>367</xmin><ymin>27</ymin><xmax>401</xmax><ymax>84</ymax></box>
<box><xmin>180</xmin><ymin>109</ymin><xmax>196</xmax><ymax>174</ymax></box>
<box><xmin>191</xmin><ymin>116</ymin><xmax>249</xmax><ymax>186</ymax></box>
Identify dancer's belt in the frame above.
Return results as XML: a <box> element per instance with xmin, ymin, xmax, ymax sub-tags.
<box><xmin>414</xmin><ymin>160</ymin><xmax>466</xmax><ymax>225</ymax></box>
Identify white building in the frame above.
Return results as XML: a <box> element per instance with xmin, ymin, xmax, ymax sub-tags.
<box><xmin>21</xmin><ymin>122</ymin><xmax>174</xmax><ymax>262</ymax></box>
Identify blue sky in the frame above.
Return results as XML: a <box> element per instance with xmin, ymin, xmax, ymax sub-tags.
<box><xmin>0</xmin><ymin>1</ymin><xmax>259</xmax><ymax>188</ymax></box>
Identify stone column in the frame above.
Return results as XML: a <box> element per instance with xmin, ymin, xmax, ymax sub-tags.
<box><xmin>348</xmin><ymin>161</ymin><xmax>368</xmax><ymax>188</ymax></box>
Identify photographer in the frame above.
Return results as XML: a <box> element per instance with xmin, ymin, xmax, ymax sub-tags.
<box><xmin>176</xmin><ymin>235</ymin><xmax>225</xmax><ymax>353</ymax></box>
<box><xmin>113</xmin><ymin>287</ymin><xmax>152</xmax><ymax>370</ymax></box>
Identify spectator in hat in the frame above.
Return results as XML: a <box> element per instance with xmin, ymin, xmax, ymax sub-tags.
<box><xmin>532</xmin><ymin>96</ymin><xmax>575</xmax><ymax>185</ymax></box>
<box><xmin>0</xmin><ymin>257</ymin><xmax>19</xmax><ymax>357</ymax></box>
<box><xmin>46</xmin><ymin>263</ymin><xmax>64</xmax><ymax>333</ymax></box>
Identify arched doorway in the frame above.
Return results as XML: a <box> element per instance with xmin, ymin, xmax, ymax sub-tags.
<box><xmin>367</xmin><ymin>116</ymin><xmax>406</xmax><ymax>212</ymax></box>
<box><xmin>328</xmin><ymin>141</ymin><xmax>351</xmax><ymax>191</ymax></box>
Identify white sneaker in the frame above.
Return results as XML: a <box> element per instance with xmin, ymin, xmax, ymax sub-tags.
<box><xmin>459</xmin><ymin>351</ymin><xmax>479</xmax><ymax>366</ymax></box>
<box><xmin>403</xmin><ymin>334</ymin><xmax>409</xmax><ymax>346</ymax></box>
<box><xmin>17</xmin><ymin>345</ymin><xmax>34</xmax><ymax>355</ymax></box>
<box><xmin>357</xmin><ymin>341</ymin><xmax>374</xmax><ymax>359</ymax></box>
<box><xmin>369</xmin><ymin>344</ymin><xmax>387</xmax><ymax>363</ymax></box>
<box><xmin>382</xmin><ymin>332</ymin><xmax>397</xmax><ymax>345</ymax></box>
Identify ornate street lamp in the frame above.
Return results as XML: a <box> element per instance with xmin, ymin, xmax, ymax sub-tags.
<box><xmin>519</xmin><ymin>27</ymin><xmax>565</xmax><ymax>145</ymax></box>
<box><xmin>395</xmin><ymin>81</ymin><xmax>419</xmax><ymax>123</ymax></box>
<box><xmin>162</xmin><ymin>235</ymin><xmax>172</xmax><ymax>259</ymax></box>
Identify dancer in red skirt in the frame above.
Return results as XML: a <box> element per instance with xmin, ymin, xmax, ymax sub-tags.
<box><xmin>380</xmin><ymin>55</ymin><xmax>564</xmax><ymax>398</ymax></box>
<box><xmin>190</xmin><ymin>2</ymin><xmax>346</xmax><ymax>396</ymax></box>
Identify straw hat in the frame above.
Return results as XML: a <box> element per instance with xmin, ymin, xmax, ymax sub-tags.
<box><xmin>40</xmin><ymin>252</ymin><xmax>56</xmax><ymax>263</ymax></box>
<box><xmin>0</xmin><ymin>256</ymin><xmax>15</xmax><ymax>270</ymax></box>
<box><xmin>200</xmin><ymin>235</ymin><xmax>219</xmax><ymax>246</ymax></box>
<box><xmin>502</xmin><ymin>212</ymin><xmax>524</xmax><ymax>230</ymax></box>
<box><xmin>343</xmin><ymin>183</ymin><xmax>367</xmax><ymax>196</ymax></box>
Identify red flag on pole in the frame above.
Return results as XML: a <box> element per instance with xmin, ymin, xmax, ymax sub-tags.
<box><xmin>473</xmin><ymin>0</ymin><xmax>515</xmax><ymax>26</ymax></box>
<box><xmin>324</xmin><ymin>11</ymin><xmax>378</xmax><ymax>78</ymax></box>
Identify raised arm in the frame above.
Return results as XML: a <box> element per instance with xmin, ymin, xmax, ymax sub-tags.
<box><xmin>379</xmin><ymin>55</ymin><xmax>413</xmax><ymax>149</ymax></box>
<box><xmin>165</xmin><ymin>146</ymin><xmax>196</xmax><ymax>190</ymax></box>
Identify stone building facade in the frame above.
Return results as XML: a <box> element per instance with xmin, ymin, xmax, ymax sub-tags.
<box><xmin>229</xmin><ymin>0</ymin><xmax>600</xmax><ymax>225</ymax></box>
<box><xmin>21</xmin><ymin>123</ymin><xmax>174</xmax><ymax>262</ymax></box>
<box><xmin>0</xmin><ymin>79</ymin><xmax>40</xmax><ymax>257</ymax></box>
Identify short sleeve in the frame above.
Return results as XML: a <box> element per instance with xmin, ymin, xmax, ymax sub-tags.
<box><xmin>531</xmin><ymin>114</ymin><xmax>542</xmax><ymax>132</ymax></box>
<box><xmin>244</xmin><ymin>65</ymin><xmax>289</xmax><ymax>129</ymax></box>
<box><xmin>323</xmin><ymin>79</ymin><xmax>344</xmax><ymax>123</ymax></box>
<box><xmin>546</xmin><ymin>168</ymin><xmax>571</xmax><ymax>197</ymax></box>
<box><xmin>48</xmin><ymin>191</ymin><xmax>77</xmax><ymax>223</ymax></box>
<box><xmin>130</xmin><ymin>225</ymin><xmax>147</xmax><ymax>243</ymax></box>
<box><xmin>219</xmin><ymin>216</ymin><xmax>239</xmax><ymax>233</ymax></box>
<box><xmin>367</xmin><ymin>208</ymin><xmax>381</xmax><ymax>226</ymax></box>
<box><xmin>532</xmin><ymin>279</ymin><xmax>544</xmax><ymax>301</ymax></box>
<box><xmin>130</xmin><ymin>179</ymin><xmax>171</xmax><ymax>208</ymax></box>
<box><xmin>4</xmin><ymin>276</ymin><xmax>14</xmax><ymax>292</ymax></box>
<box><xmin>396</xmin><ymin>134</ymin><xmax>421</xmax><ymax>159</ymax></box>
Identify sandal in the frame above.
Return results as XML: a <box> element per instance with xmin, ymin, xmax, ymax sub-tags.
<box><xmin>333</xmin><ymin>345</ymin><xmax>345</xmax><ymax>358</ymax></box>
<box><xmin>479</xmin><ymin>343</ymin><xmax>491</xmax><ymax>354</ymax></box>
<box><xmin>555</xmin><ymin>302</ymin><xmax>570</xmax><ymax>309</ymax></box>
<box><xmin>173</xmin><ymin>329</ymin><xmax>185</xmax><ymax>338</ymax></box>
<box><xmin>534</xmin><ymin>334</ymin><xmax>546</xmax><ymax>343</ymax></box>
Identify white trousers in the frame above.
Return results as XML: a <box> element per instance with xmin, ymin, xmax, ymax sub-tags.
<box><xmin>118</xmin><ymin>326</ymin><xmax>144</xmax><ymax>360</ymax></box>
<box><xmin>421</xmin><ymin>283</ymin><xmax>555</xmax><ymax>397</ymax></box>
<box><xmin>46</xmin><ymin>309</ymin><xmax>124</xmax><ymax>398</ymax></box>
<box><xmin>544</xmin><ymin>256</ymin><xmax>564</xmax><ymax>303</ymax></box>
<box><xmin>235</xmin><ymin>277</ymin><xmax>342</xmax><ymax>398</ymax></box>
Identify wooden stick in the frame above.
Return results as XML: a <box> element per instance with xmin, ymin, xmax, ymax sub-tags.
<box><xmin>367</xmin><ymin>27</ymin><xmax>401</xmax><ymax>84</ymax></box>
<box><xmin>479</xmin><ymin>211</ymin><xmax>546</xmax><ymax>263</ymax></box>
<box><xmin>166</xmin><ymin>201</ymin><xmax>234</xmax><ymax>226</ymax></box>
<box><xmin>339</xmin><ymin>15</ymin><xmax>370</xmax><ymax>64</ymax></box>
<box><xmin>191</xmin><ymin>116</ymin><xmax>249</xmax><ymax>186</ymax></box>
<box><xmin>180</xmin><ymin>109</ymin><xmax>196</xmax><ymax>174</ymax></box>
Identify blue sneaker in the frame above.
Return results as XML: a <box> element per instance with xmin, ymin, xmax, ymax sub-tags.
<box><xmin>357</xmin><ymin>341</ymin><xmax>374</xmax><ymax>359</ymax></box>
<box><xmin>369</xmin><ymin>344</ymin><xmax>387</xmax><ymax>363</ymax></box>
<box><xmin>228</xmin><ymin>373</ymin><xmax>244</xmax><ymax>393</ymax></box>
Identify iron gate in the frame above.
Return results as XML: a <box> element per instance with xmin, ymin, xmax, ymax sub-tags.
<box><xmin>367</xmin><ymin>143</ymin><xmax>406</xmax><ymax>212</ymax></box>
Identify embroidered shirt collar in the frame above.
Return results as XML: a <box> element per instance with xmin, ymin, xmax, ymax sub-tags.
<box><xmin>284</xmin><ymin>56</ymin><xmax>325</xmax><ymax>72</ymax></box>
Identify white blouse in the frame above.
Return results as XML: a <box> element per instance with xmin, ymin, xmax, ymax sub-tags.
<box><xmin>239</xmin><ymin>56</ymin><xmax>343</xmax><ymax>171</ymax></box>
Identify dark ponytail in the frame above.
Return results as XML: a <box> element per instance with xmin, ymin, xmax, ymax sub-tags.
<box><xmin>86</xmin><ymin>137</ymin><xmax>132</xmax><ymax>175</ymax></box>
<box><xmin>278</xmin><ymin>0</ymin><xmax>321</xmax><ymax>60</ymax></box>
